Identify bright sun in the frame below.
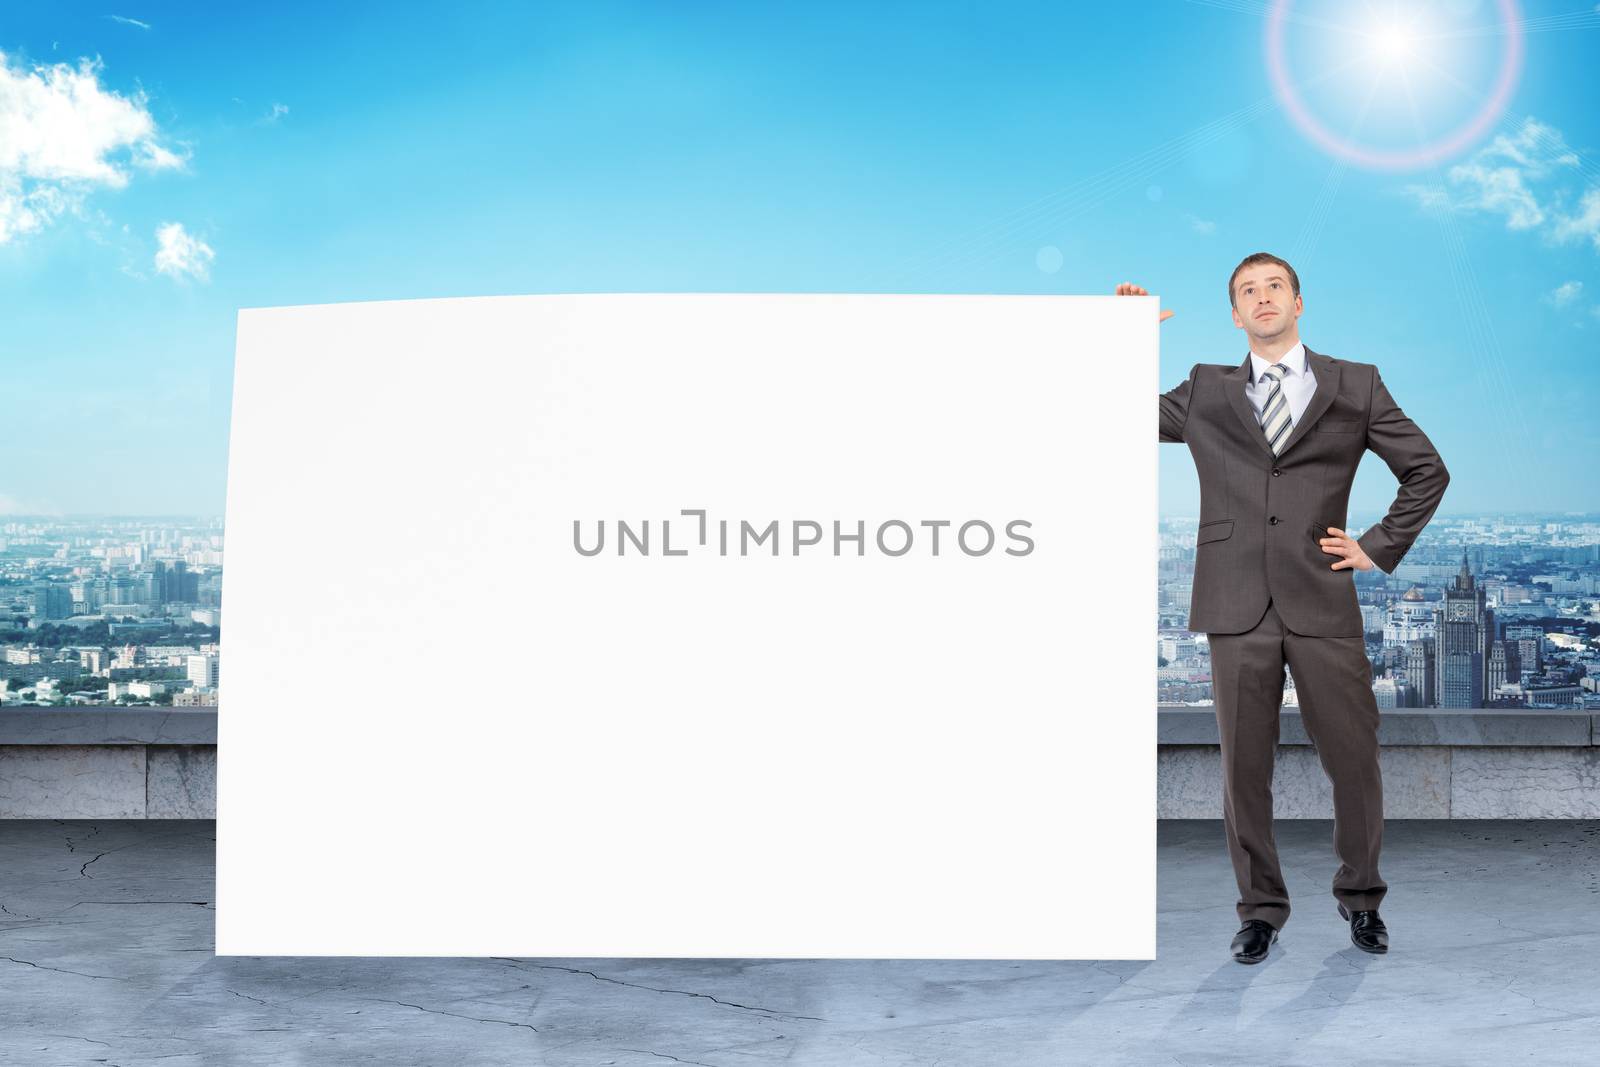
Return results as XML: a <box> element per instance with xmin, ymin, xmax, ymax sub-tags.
<box><xmin>1372</xmin><ymin>21</ymin><xmax>1418</xmax><ymax>63</ymax></box>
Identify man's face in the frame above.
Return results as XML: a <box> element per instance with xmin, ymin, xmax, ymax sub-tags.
<box><xmin>1230</xmin><ymin>264</ymin><xmax>1302</xmax><ymax>343</ymax></box>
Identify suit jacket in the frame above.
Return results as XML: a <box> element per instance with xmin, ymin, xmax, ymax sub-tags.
<box><xmin>1160</xmin><ymin>346</ymin><xmax>1449</xmax><ymax>637</ymax></box>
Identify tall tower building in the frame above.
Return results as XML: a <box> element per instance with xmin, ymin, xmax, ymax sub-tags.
<box><xmin>160</xmin><ymin>561</ymin><xmax>196</xmax><ymax>604</ymax></box>
<box><xmin>1487</xmin><ymin>641</ymin><xmax>1512</xmax><ymax>700</ymax></box>
<box><xmin>1405</xmin><ymin>637</ymin><xmax>1437</xmax><ymax>708</ymax></box>
<box><xmin>35</xmin><ymin>583</ymin><xmax>74</xmax><ymax>621</ymax></box>
<box><xmin>1438</xmin><ymin>552</ymin><xmax>1493</xmax><ymax>708</ymax></box>
<box><xmin>1504</xmin><ymin>624</ymin><xmax>1544</xmax><ymax>682</ymax></box>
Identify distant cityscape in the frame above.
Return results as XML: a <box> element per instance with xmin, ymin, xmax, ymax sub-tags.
<box><xmin>1160</xmin><ymin>515</ymin><xmax>1600</xmax><ymax>710</ymax></box>
<box><xmin>1</xmin><ymin>519</ymin><xmax>221</xmax><ymax>707</ymax></box>
<box><xmin>1</xmin><ymin>515</ymin><xmax>1596</xmax><ymax>711</ymax></box>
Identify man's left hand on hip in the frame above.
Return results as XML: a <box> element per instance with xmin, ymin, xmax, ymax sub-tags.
<box><xmin>1322</xmin><ymin>527</ymin><xmax>1375</xmax><ymax>572</ymax></box>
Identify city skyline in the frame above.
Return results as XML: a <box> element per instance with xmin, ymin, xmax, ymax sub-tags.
<box><xmin>2</xmin><ymin>509</ymin><xmax>1596</xmax><ymax>710</ymax></box>
<box><xmin>1157</xmin><ymin>513</ymin><xmax>1600</xmax><ymax>711</ymax></box>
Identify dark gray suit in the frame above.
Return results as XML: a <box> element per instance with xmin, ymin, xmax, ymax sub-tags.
<box><xmin>1160</xmin><ymin>346</ymin><xmax>1449</xmax><ymax>928</ymax></box>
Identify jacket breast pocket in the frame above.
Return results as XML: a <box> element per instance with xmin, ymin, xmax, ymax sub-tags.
<box><xmin>1314</xmin><ymin>420</ymin><xmax>1361</xmax><ymax>433</ymax></box>
<box><xmin>1197</xmin><ymin>519</ymin><xmax>1234</xmax><ymax>545</ymax></box>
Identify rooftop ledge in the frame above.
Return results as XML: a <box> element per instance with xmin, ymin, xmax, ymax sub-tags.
<box><xmin>0</xmin><ymin>707</ymin><xmax>217</xmax><ymax>745</ymax></box>
<box><xmin>0</xmin><ymin>706</ymin><xmax>1593</xmax><ymax>747</ymax></box>
<box><xmin>2</xmin><ymin>707</ymin><xmax>1596</xmax><ymax>820</ymax></box>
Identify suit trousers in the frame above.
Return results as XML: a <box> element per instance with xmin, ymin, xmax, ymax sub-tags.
<box><xmin>1208</xmin><ymin>597</ymin><xmax>1388</xmax><ymax>930</ymax></box>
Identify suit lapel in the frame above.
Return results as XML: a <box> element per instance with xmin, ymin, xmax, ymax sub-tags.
<box><xmin>1225</xmin><ymin>345</ymin><xmax>1342</xmax><ymax>462</ymax></box>
<box><xmin>1225</xmin><ymin>354</ymin><xmax>1273</xmax><ymax>458</ymax></box>
<box><xmin>1277</xmin><ymin>346</ymin><xmax>1339</xmax><ymax>459</ymax></box>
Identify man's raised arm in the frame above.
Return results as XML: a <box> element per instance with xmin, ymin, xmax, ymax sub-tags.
<box><xmin>1354</xmin><ymin>369</ymin><xmax>1451</xmax><ymax>574</ymax></box>
<box><xmin>1160</xmin><ymin>364</ymin><xmax>1198</xmax><ymax>443</ymax></box>
<box><xmin>1112</xmin><ymin>282</ymin><xmax>1186</xmax><ymax>443</ymax></box>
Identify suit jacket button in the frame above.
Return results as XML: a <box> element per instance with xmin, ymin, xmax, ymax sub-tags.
<box><xmin>1269</xmin><ymin>516</ymin><xmax>1279</xmax><ymax>525</ymax></box>
<box><xmin>1272</xmin><ymin>467</ymin><xmax>1282</xmax><ymax>476</ymax></box>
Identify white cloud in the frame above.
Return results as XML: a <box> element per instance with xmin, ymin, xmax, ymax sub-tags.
<box><xmin>264</xmin><ymin>102</ymin><xmax>289</xmax><ymax>123</ymax></box>
<box><xmin>1475</xmin><ymin>118</ymin><xmax>1577</xmax><ymax>175</ymax></box>
<box><xmin>1186</xmin><ymin>213</ymin><xmax>1216</xmax><ymax>236</ymax></box>
<box><xmin>105</xmin><ymin>15</ymin><xmax>152</xmax><ymax>30</ymax></box>
<box><xmin>137</xmin><ymin>141</ymin><xmax>184</xmax><ymax>169</ymax></box>
<box><xmin>1438</xmin><ymin>158</ymin><xmax>1545</xmax><ymax>229</ymax></box>
<box><xmin>1403</xmin><ymin>117</ymin><xmax>1600</xmax><ymax>251</ymax></box>
<box><xmin>1546</xmin><ymin>281</ymin><xmax>1583</xmax><ymax>307</ymax></box>
<box><xmin>153</xmin><ymin>222</ymin><xmax>214</xmax><ymax>281</ymax></box>
<box><xmin>0</xmin><ymin>49</ymin><xmax>183</xmax><ymax>244</ymax></box>
<box><xmin>1405</xmin><ymin>184</ymin><xmax>1451</xmax><ymax>211</ymax></box>
<box><xmin>1553</xmin><ymin>187</ymin><xmax>1600</xmax><ymax>251</ymax></box>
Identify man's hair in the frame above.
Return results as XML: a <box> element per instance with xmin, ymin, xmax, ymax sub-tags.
<box><xmin>1228</xmin><ymin>252</ymin><xmax>1301</xmax><ymax>308</ymax></box>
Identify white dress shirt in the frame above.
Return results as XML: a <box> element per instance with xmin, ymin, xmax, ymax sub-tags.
<box><xmin>1245</xmin><ymin>341</ymin><xmax>1316</xmax><ymax>428</ymax></box>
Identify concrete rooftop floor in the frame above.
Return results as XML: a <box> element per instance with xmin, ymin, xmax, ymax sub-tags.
<box><xmin>2</xmin><ymin>819</ymin><xmax>1597</xmax><ymax>1066</ymax></box>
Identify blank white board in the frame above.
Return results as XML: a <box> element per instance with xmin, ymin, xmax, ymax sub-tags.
<box><xmin>219</xmin><ymin>293</ymin><xmax>1158</xmax><ymax>958</ymax></box>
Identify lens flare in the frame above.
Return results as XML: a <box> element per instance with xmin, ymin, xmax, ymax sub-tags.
<box><xmin>1266</xmin><ymin>0</ymin><xmax>1524</xmax><ymax>171</ymax></box>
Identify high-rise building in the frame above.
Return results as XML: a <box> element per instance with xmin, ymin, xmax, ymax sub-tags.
<box><xmin>34</xmin><ymin>583</ymin><xmax>74</xmax><ymax>621</ymax></box>
<box><xmin>1405</xmin><ymin>637</ymin><xmax>1437</xmax><ymax>708</ymax></box>
<box><xmin>1438</xmin><ymin>553</ymin><xmax>1493</xmax><ymax>708</ymax></box>
<box><xmin>159</xmin><ymin>561</ymin><xmax>200</xmax><ymax>604</ymax></box>
<box><xmin>186</xmin><ymin>653</ymin><xmax>219</xmax><ymax>689</ymax></box>
<box><xmin>1487</xmin><ymin>640</ymin><xmax>1513</xmax><ymax>699</ymax></box>
<box><xmin>1504</xmin><ymin>624</ymin><xmax>1544</xmax><ymax>682</ymax></box>
<box><xmin>1373</xmin><ymin>676</ymin><xmax>1407</xmax><ymax>708</ymax></box>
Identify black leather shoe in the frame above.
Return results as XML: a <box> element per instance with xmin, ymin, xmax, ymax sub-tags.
<box><xmin>1229</xmin><ymin>919</ymin><xmax>1278</xmax><ymax>964</ymax></box>
<box><xmin>1337</xmin><ymin>902</ymin><xmax>1389</xmax><ymax>953</ymax></box>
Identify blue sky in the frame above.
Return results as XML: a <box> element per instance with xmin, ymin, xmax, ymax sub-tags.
<box><xmin>2</xmin><ymin>1</ymin><xmax>1597</xmax><ymax>518</ymax></box>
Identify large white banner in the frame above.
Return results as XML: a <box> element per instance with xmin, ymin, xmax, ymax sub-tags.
<box><xmin>219</xmin><ymin>293</ymin><xmax>1158</xmax><ymax>958</ymax></box>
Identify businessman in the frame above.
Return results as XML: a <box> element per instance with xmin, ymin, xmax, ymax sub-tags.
<box><xmin>1128</xmin><ymin>252</ymin><xmax>1449</xmax><ymax>964</ymax></box>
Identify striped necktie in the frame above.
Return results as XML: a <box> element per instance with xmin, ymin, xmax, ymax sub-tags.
<box><xmin>1258</xmin><ymin>362</ymin><xmax>1292</xmax><ymax>456</ymax></box>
